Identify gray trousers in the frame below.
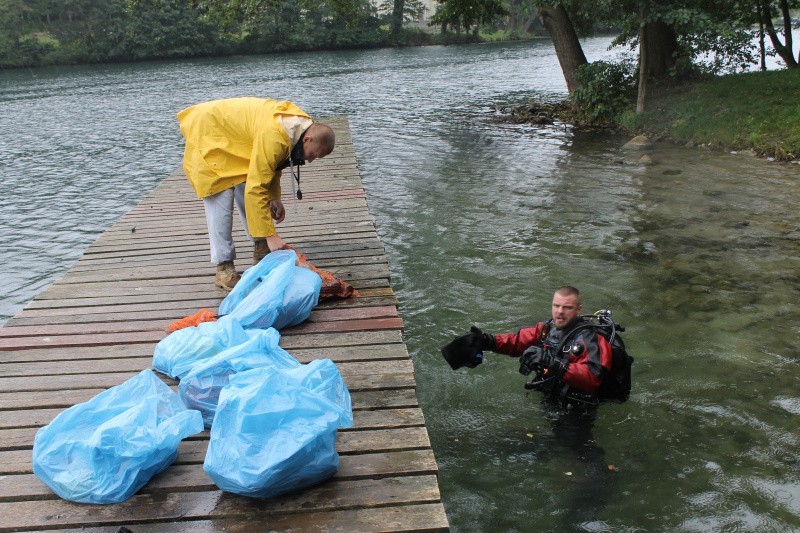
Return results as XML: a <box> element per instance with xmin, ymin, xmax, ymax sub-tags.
<box><xmin>202</xmin><ymin>183</ymin><xmax>264</xmax><ymax>265</ymax></box>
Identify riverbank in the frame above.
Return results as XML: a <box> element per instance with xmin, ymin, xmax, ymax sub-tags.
<box><xmin>499</xmin><ymin>68</ymin><xmax>800</xmax><ymax>162</ymax></box>
<box><xmin>628</xmin><ymin>68</ymin><xmax>800</xmax><ymax>161</ymax></box>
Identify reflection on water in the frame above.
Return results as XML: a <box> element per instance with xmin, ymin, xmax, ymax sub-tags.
<box><xmin>1</xmin><ymin>38</ymin><xmax>799</xmax><ymax>530</ymax></box>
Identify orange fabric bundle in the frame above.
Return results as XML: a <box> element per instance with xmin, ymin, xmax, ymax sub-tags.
<box><xmin>288</xmin><ymin>246</ymin><xmax>358</xmax><ymax>299</ymax></box>
<box><xmin>165</xmin><ymin>308</ymin><xmax>218</xmax><ymax>333</ymax></box>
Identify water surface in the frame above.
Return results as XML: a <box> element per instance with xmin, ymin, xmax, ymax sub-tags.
<box><xmin>1</xmin><ymin>38</ymin><xmax>799</xmax><ymax>530</ymax></box>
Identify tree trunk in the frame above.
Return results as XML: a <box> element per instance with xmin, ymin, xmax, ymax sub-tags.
<box><xmin>522</xmin><ymin>13</ymin><xmax>541</xmax><ymax>34</ymax></box>
<box><xmin>637</xmin><ymin>17</ymin><xmax>648</xmax><ymax>113</ymax></box>
<box><xmin>779</xmin><ymin>0</ymin><xmax>793</xmax><ymax>59</ymax></box>
<box><xmin>537</xmin><ymin>5</ymin><xmax>588</xmax><ymax>94</ymax></box>
<box><xmin>505</xmin><ymin>0</ymin><xmax>519</xmax><ymax>33</ymax></box>
<box><xmin>391</xmin><ymin>0</ymin><xmax>404</xmax><ymax>39</ymax></box>
<box><xmin>760</xmin><ymin>0</ymin><xmax>799</xmax><ymax>67</ymax></box>
<box><xmin>643</xmin><ymin>20</ymin><xmax>677</xmax><ymax>79</ymax></box>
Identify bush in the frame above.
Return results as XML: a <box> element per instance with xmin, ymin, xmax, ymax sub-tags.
<box><xmin>618</xmin><ymin>109</ymin><xmax>644</xmax><ymax>132</ymax></box>
<box><xmin>0</xmin><ymin>34</ymin><xmax>56</xmax><ymax>67</ymax></box>
<box><xmin>571</xmin><ymin>61</ymin><xmax>636</xmax><ymax>125</ymax></box>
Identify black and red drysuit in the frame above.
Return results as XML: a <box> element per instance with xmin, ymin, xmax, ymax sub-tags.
<box><xmin>493</xmin><ymin>318</ymin><xmax>613</xmax><ymax>394</ymax></box>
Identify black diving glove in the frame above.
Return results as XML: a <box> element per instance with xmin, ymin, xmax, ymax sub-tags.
<box><xmin>519</xmin><ymin>345</ymin><xmax>566</xmax><ymax>376</ymax></box>
<box><xmin>469</xmin><ymin>325</ymin><xmax>496</xmax><ymax>351</ymax></box>
<box><xmin>441</xmin><ymin>326</ymin><xmax>494</xmax><ymax>370</ymax></box>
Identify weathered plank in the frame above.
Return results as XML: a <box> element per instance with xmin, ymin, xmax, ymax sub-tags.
<box><xmin>0</xmin><ymin>449</ymin><xmax>439</xmax><ymax>502</ymax></box>
<box><xmin>0</xmin><ymin>329</ymin><xmax>405</xmax><ymax>364</ymax></box>
<box><xmin>28</xmin><ymin>503</ymin><xmax>449</xmax><ymax>533</ymax></box>
<box><xmin>0</xmin><ymin>387</ymin><xmax>420</xmax><ymax>419</ymax></box>
<box><xmin>0</xmin><ymin>359</ymin><xmax>417</xmax><ymax>394</ymax></box>
<box><xmin>0</xmin><ymin>317</ymin><xmax>404</xmax><ymax>351</ymax></box>
<box><xmin>0</xmin><ymin>427</ymin><xmax>433</xmax><ymax>475</ymax></box>
<box><xmin>0</xmin><ymin>306</ymin><xmax>398</xmax><ymax>338</ymax></box>
<box><xmin>0</xmin><ymin>475</ymin><xmax>442</xmax><ymax>531</ymax></box>
<box><xmin>0</xmin><ymin>407</ymin><xmax>426</xmax><ymax>444</ymax></box>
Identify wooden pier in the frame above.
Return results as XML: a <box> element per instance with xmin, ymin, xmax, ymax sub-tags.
<box><xmin>0</xmin><ymin>118</ymin><xmax>449</xmax><ymax>532</ymax></box>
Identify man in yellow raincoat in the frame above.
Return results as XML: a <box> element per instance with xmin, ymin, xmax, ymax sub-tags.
<box><xmin>178</xmin><ymin>97</ymin><xmax>335</xmax><ymax>290</ymax></box>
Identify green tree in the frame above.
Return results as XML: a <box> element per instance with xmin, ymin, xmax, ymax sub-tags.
<box><xmin>757</xmin><ymin>0</ymin><xmax>800</xmax><ymax>67</ymax></box>
<box><xmin>380</xmin><ymin>0</ymin><xmax>425</xmax><ymax>39</ymax></box>
<box><xmin>0</xmin><ymin>0</ymin><xmax>54</xmax><ymax>67</ymax></box>
<box><xmin>124</xmin><ymin>0</ymin><xmax>220</xmax><ymax>60</ymax></box>
<box><xmin>431</xmin><ymin>0</ymin><xmax>508</xmax><ymax>34</ymax></box>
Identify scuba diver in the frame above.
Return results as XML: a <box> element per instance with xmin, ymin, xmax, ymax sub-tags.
<box><xmin>442</xmin><ymin>285</ymin><xmax>631</xmax><ymax>407</ymax></box>
<box><xmin>442</xmin><ymin>286</ymin><xmax>632</xmax><ymax>526</ymax></box>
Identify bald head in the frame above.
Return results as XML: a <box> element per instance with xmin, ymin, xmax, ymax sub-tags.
<box><xmin>309</xmin><ymin>123</ymin><xmax>335</xmax><ymax>153</ymax></box>
<box><xmin>302</xmin><ymin>122</ymin><xmax>336</xmax><ymax>162</ymax></box>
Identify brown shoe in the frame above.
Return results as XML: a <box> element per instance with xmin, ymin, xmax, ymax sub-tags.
<box><xmin>215</xmin><ymin>261</ymin><xmax>240</xmax><ymax>291</ymax></box>
<box><xmin>253</xmin><ymin>240</ymin><xmax>269</xmax><ymax>265</ymax></box>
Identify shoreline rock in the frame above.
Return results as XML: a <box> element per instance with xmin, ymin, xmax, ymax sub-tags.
<box><xmin>623</xmin><ymin>135</ymin><xmax>652</xmax><ymax>150</ymax></box>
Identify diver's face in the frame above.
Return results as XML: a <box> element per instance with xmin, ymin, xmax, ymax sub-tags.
<box><xmin>302</xmin><ymin>138</ymin><xmax>331</xmax><ymax>163</ymax></box>
<box><xmin>551</xmin><ymin>293</ymin><xmax>582</xmax><ymax>329</ymax></box>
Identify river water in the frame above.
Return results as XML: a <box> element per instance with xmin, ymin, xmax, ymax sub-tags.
<box><xmin>2</xmin><ymin>39</ymin><xmax>799</xmax><ymax>530</ymax></box>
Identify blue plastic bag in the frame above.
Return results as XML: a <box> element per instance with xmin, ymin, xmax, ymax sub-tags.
<box><xmin>32</xmin><ymin>369</ymin><xmax>203</xmax><ymax>504</ymax></box>
<box><xmin>203</xmin><ymin>362</ymin><xmax>353</xmax><ymax>498</ymax></box>
<box><xmin>280</xmin><ymin>359</ymin><xmax>353</xmax><ymax>425</ymax></box>
<box><xmin>272</xmin><ymin>265</ymin><xmax>323</xmax><ymax>330</ymax></box>
<box><xmin>218</xmin><ymin>249</ymin><xmax>296</xmax><ymax>315</ymax></box>
<box><xmin>178</xmin><ymin>327</ymin><xmax>301</xmax><ymax>427</ymax></box>
<box><xmin>219</xmin><ymin>249</ymin><xmax>321</xmax><ymax>330</ymax></box>
<box><xmin>152</xmin><ymin>314</ymin><xmax>249</xmax><ymax>379</ymax></box>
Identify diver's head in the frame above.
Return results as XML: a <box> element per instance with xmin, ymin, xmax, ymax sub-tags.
<box><xmin>551</xmin><ymin>286</ymin><xmax>582</xmax><ymax>329</ymax></box>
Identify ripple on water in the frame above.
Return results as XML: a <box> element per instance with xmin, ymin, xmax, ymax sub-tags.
<box><xmin>771</xmin><ymin>396</ymin><xmax>800</xmax><ymax>415</ymax></box>
<box><xmin>3</xmin><ymin>42</ymin><xmax>800</xmax><ymax>531</ymax></box>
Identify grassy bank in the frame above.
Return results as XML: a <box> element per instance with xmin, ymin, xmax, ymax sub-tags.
<box><xmin>627</xmin><ymin>68</ymin><xmax>800</xmax><ymax>161</ymax></box>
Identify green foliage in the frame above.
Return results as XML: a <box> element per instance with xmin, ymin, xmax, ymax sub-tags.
<box><xmin>617</xmin><ymin>108</ymin><xmax>640</xmax><ymax>131</ymax></box>
<box><xmin>430</xmin><ymin>0</ymin><xmax>508</xmax><ymax>32</ymax></box>
<box><xmin>379</xmin><ymin>0</ymin><xmax>426</xmax><ymax>24</ymax></box>
<box><xmin>634</xmin><ymin>68</ymin><xmax>800</xmax><ymax>160</ymax></box>
<box><xmin>601</xmin><ymin>0</ymin><xmax>764</xmax><ymax>76</ymax></box>
<box><xmin>0</xmin><ymin>0</ymin><xmax>401</xmax><ymax>67</ymax></box>
<box><xmin>0</xmin><ymin>33</ymin><xmax>56</xmax><ymax>67</ymax></box>
<box><xmin>571</xmin><ymin>60</ymin><xmax>637</xmax><ymax>124</ymax></box>
<box><xmin>0</xmin><ymin>0</ymin><xmax>50</xmax><ymax>66</ymax></box>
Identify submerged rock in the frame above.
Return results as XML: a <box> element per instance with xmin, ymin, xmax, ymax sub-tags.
<box><xmin>623</xmin><ymin>135</ymin><xmax>653</xmax><ymax>150</ymax></box>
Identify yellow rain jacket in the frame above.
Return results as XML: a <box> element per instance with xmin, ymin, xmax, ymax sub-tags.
<box><xmin>177</xmin><ymin>97</ymin><xmax>311</xmax><ymax>237</ymax></box>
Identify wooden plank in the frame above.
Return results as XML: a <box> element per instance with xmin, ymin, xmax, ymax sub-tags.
<box><xmin>26</xmin><ymin>504</ymin><xmax>449</xmax><ymax>533</ymax></box>
<box><xmin>0</xmin><ymin>345</ymin><xmax>409</xmax><ymax>379</ymax></box>
<box><xmin>0</xmin><ymin>306</ymin><xmax>398</xmax><ymax>337</ymax></box>
<box><xmin>0</xmin><ymin>317</ymin><xmax>404</xmax><ymax>351</ymax></box>
<box><xmin>30</xmin><ymin>265</ymin><xmax>390</xmax><ymax>302</ymax></box>
<box><xmin>0</xmin><ymin>449</ymin><xmax>439</xmax><ymax>502</ymax></box>
<box><xmin>8</xmin><ymin>289</ymin><xmax>396</xmax><ymax>323</ymax></box>
<box><xmin>0</xmin><ymin>359</ymin><xmax>417</xmax><ymax>393</ymax></box>
<box><xmin>0</xmin><ymin>427</ymin><xmax>433</xmax><ymax>475</ymax></box>
<box><xmin>0</xmin><ymin>387</ymin><xmax>419</xmax><ymax>420</ymax></box>
<box><xmin>0</xmin><ymin>475</ymin><xmax>442</xmax><ymax>531</ymax></box>
<box><xmin>75</xmin><ymin>235</ymin><xmax>381</xmax><ymax>263</ymax></box>
<box><xmin>0</xmin><ymin>330</ymin><xmax>405</xmax><ymax>364</ymax></box>
<box><xmin>0</xmin><ymin>407</ymin><xmax>425</xmax><ymax>447</ymax></box>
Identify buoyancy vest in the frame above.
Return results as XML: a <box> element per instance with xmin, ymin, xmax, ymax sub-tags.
<box><xmin>526</xmin><ymin>313</ymin><xmax>633</xmax><ymax>405</ymax></box>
